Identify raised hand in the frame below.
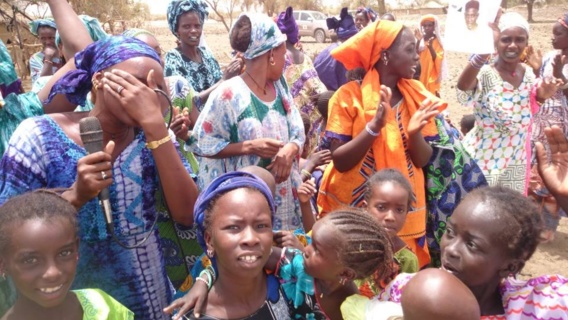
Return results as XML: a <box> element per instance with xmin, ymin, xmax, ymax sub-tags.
<box><xmin>524</xmin><ymin>45</ymin><xmax>543</xmax><ymax>72</ymax></box>
<box><xmin>305</xmin><ymin>149</ymin><xmax>332</xmax><ymax>171</ymax></box>
<box><xmin>368</xmin><ymin>85</ymin><xmax>392</xmax><ymax>134</ymax></box>
<box><xmin>223</xmin><ymin>56</ymin><xmax>244</xmax><ymax>80</ymax></box>
<box><xmin>536</xmin><ymin>126</ymin><xmax>568</xmax><ymax>199</ymax></box>
<box><xmin>102</xmin><ymin>69</ymin><xmax>166</xmax><ymax>128</ymax></box>
<box><xmin>552</xmin><ymin>53</ymin><xmax>568</xmax><ymax>82</ymax></box>
<box><xmin>297</xmin><ymin>179</ymin><xmax>317</xmax><ymax>204</ymax></box>
<box><xmin>537</xmin><ymin>77</ymin><xmax>563</xmax><ymax>101</ymax></box>
<box><xmin>273</xmin><ymin>230</ymin><xmax>304</xmax><ymax>250</ymax></box>
<box><xmin>407</xmin><ymin>98</ymin><xmax>441</xmax><ymax>136</ymax></box>
<box><xmin>414</xmin><ymin>28</ymin><xmax>423</xmax><ymax>42</ymax></box>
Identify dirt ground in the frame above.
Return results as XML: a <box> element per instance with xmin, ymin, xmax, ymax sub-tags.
<box><xmin>146</xmin><ymin>5</ymin><xmax>568</xmax><ymax>277</ymax></box>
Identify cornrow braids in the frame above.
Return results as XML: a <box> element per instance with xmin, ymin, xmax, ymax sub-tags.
<box><xmin>470</xmin><ymin>186</ymin><xmax>543</xmax><ymax>264</ymax></box>
<box><xmin>0</xmin><ymin>189</ymin><xmax>78</xmax><ymax>255</ymax></box>
<box><xmin>364</xmin><ymin>168</ymin><xmax>416</xmax><ymax>209</ymax></box>
<box><xmin>325</xmin><ymin>208</ymin><xmax>394</xmax><ymax>283</ymax></box>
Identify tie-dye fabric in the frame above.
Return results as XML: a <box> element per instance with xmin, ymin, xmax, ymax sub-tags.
<box><xmin>29</xmin><ymin>18</ymin><xmax>56</xmax><ymax>35</ymax></box>
<box><xmin>235</xmin><ymin>13</ymin><xmax>287</xmax><ymax>60</ymax></box>
<box><xmin>167</xmin><ymin>0</ymin><xmax>209</xmax><ymax>36</ymax></box>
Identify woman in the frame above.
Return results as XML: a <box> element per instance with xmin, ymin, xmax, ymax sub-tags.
<box><xmin>28</xmin><ymin>18</ymin><xmax>62</xmax><ymax>85</ymax></box>
<box><xmin>277</xmin><ymin>7</ymin><xmax>327</xmax><ymax>153</ymax></box>
<box><xmin>164</xmin><ymin>0</ymin><xmax>241</xmax><ymax>110</ymax></box>
<box><xmin>354</xmin><ymin>7</ymin><xmax>377</xmax><ymax>31</ymax></box>
<box><xmin>314</xmin><ymin>7</ymin><xmax>359</xmax><ymax>91</ymax></box>
<box><xmin>190</xmin><ymin>13</ymin><xmax>305</xmax><ymax>232</ymax></box>
<box><xmin>316</xmin><ymin>19</ymin><xmax>446</xmax><ymax>268</ymax></box>
<box><xmin>0</xmin><ymin>37</ymin><xmax>198</xmax><ymax>319</ymax></box>
<box><xmin>457</xmin><ymin>12</ymin><xmax>559</xmax><ymax>194</ymax></box>
<box><xmin>415</xmin><ymin>14</ymin><xmax>445</xmax><ymax>96</ymax></box>
<box><xmin>529</xmin><ymin>12</ymin><xmax>568</xmax><ymax>241</ymax></box>
<box><xmin>167</xmin><ymin>171</ymin><xmax>324</xmax><ymax>319</ymax></box>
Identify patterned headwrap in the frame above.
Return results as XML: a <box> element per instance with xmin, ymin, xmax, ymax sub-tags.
<box><xmin>498</xmin><ymin>12</ymin><xmax>530</xmax><ymax>33</ymax></box>
<box><xmin>277</xmin><ymin>7</ymin><xmax>299</xmax><ymax>45</ymax></box>
<box><xmin>327</xmin><ymin>8</ymin><xmax>358</xmax><ymax>41</ymax></box>
<box><xmin>0</xmin><ymin>39</ymin><xmax>18</xmax><ymax>87</ymax></box>
<box><xmin>55</xmin><ymin>15</ymin><xmax>108</xmax><ymax>47</ymax></box>
<box><xmin>233</xmin><ymin>13</ymin><xmax>287</xmax><ymax>60</ymax></box>
<box><xmin>194</xmin><ymin>171</ymin><xmax>275</xmax><ymax>254</ymax></box>
<box><xmin>123</xmin><ymin>28</ymin><xmax>155</xmax><ymax>39</ymax></box>
<box><xmin>167</xmin><ymin>0</ymin><xmax>209</xmax><ymax>36</ymax></box>
<box><xmin>29</xmin><ymin>19</ymin><xmax>57</xmax><ymax>36</ymax></box>
<box><xmin>356</xmin><ymin>7</ymin><xmax>378</xmax><ymax>23</ymax></box>
<box><xmin>46</xmin><ymin>36</ymin><xmax>161</xmax><ymax>106</ymax></box>
<box><xmin>558</xmin><ymin>12</ymin><xmax>568</xmax><ymax>30</ymax></box>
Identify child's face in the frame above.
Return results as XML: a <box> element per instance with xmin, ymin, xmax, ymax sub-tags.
<box><xmin>302</xmin><ymin>220</ymin><xmax>344</xmax><ymax>281</ymax></box>
<box><xmin>206</xmin><ymin>189</ymin><xmax>273</xmax><ymax>278</ymax></box>
<box><xmin>2</xmin><ymin>218</ymin><xmax>78</xmax><ymax>308</ymax></box>
<box><xmin>366</xmin><ymin>182</ymin><xmax>409</xmax><ymax>239</ymax></box>
<box><xmin>440</xmin><ymin>198</ymin><xmax>512</xmax><ymax>289</ymax></box>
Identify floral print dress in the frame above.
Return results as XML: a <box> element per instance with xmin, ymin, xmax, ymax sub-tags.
<box><xmin>189</xmin><ymin>75</ymin><xmax>305</xmax><ymax>231</ymax></box>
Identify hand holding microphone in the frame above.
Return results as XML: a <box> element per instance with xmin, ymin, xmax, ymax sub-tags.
<box><xmin>72</xmin><ymin>117</ymin><xmax>114</xmax><ymax>224</ymax></box>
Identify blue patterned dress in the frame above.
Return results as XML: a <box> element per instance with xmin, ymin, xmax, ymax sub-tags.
<box><xmin>0</xmin><ymin>116</ymin><xmax>193</xmax><ymax>319</ymax></box>
<box><xmin>188</xmin><ymin>76</ymin><xmax>305</xmax><ymax>231</ymax></box>
<box><xmin>164</xmin><ymin>47</ymin><xmax>221</xmax><ymax>111</ymax></box>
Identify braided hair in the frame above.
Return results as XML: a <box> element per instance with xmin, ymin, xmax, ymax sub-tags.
<box><xmin>230</xmin><ymin>15</ymin><xmax>252</xmax><ymax>53</ymax></box>
<box><xmin>469</xmin><ymin>186</ymin><xmax>542</xmax><ymax>263</ymax></box>
<box><xmin>325</xmin><ymin>208</ymin><xmax>393</xmax><ymax>283</ymax></box>
<box><xmin>0</xmin><ymin>190</ymin><xmax>78</xmax><ymax>255</ymax></box>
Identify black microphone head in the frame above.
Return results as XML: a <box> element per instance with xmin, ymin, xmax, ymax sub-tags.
<box><xmin>79</xmin><ymin>116</ymin><xmax>104</xmax><ymax>154</ymax></box>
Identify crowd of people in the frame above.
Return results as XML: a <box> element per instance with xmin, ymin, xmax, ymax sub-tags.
<box><xmin>0</xmin><ymin>0</ymin><xmax>567</xmax><ymax>319</ymax></box>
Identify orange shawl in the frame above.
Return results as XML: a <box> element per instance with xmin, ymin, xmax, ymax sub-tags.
<box><xmin>317</xmin><ymin>20</ymin><xmax>447</xmax><ymax>267</ymax></box>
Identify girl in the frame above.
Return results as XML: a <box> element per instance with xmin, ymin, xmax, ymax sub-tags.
<box><xmin>165</xmin><ymin>172</ymin><xmax>393</xmax><ymax>320</ymax></box>
<box><xmin>0</xmin><ymin>190</ymin><xmax>133</xmax><ymax>319</ymax></box>
<box><xmin>415</xmin><ymin>14</ymin><xmax>445</xmax><ymax>96</ymax></box>
<box><xmin>378</xmin><ymin>186</ymin><xmax>568</xmax><ymax>319</ymax></box>
<box><xmin>357</xmin><ymin>169</ymin><xmax>419</xmax><ymax>297</ymax></box>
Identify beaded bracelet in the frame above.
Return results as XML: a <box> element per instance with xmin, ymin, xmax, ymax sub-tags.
<box><xmin>198</xmin><ymin>269</ymin><xmax>213</xmax><ymax>290</ymax></box>
<box><xmin>195</xmin><ymin>277</ymin><xmax>210</xmax><ymax>289</ymax></box>
<box><xmin>469</xmin><ymin>54</ymin><xmax>487</xmax><ymax>70</ymax></box>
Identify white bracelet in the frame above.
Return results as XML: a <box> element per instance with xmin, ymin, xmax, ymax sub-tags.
<box><xmin>365</xmin><ymin>123</ymin><xmax>380</xmax><ymax>137</ymax></box>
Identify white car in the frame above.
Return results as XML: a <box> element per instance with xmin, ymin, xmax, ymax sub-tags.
<box><xmin>292</xmin><ymin>10</ymin><xmax>334</xmax><ymax>43</ymax></box>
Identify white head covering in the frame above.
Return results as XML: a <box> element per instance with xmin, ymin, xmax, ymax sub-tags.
<box><xmin>418</xmin><ymin>14</ymin><xmax>448</xmax><ymax>84</ymax></box>
<box><xmin>498</xmin><ymin>12</ymin><xmax>530</xmax><ymax>33</ymax></box>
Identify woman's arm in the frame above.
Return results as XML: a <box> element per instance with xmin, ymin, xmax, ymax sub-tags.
<box><xmin>407</xmin><ymin>99</ymin><xmax>441</xmax><ymax>168</ymax></box>
<box><xmin>456</xmin><ymin>54</ymin><xmax>488</xmax><ymax>91</ymax></box>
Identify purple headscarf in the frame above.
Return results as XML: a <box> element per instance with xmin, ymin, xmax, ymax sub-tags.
<box><xmin>277</xmin><ymin>7</ymin><xmax>299</xmax><ymax>45</ymax></box>
<box><xmin>327</xmin><ymin>7</ymin><xmax>358</xmax><ymax>41</ymax></box>
<box><xmin>46</xmin><ymin>36</ymin><xmax>161</xmax><ymax>107</ymax></box>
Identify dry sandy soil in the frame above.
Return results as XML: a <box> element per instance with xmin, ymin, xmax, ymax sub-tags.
<box><xmin>145</xmin><ymin>5</ymin><xmax>568</xmax><ymax>277</ymax></box>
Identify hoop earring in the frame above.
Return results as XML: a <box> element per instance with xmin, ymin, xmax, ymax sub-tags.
<box><xmin>269</xmin><ymin>56</ymin><xmax>275</xmax><ymax>66</ymax></box>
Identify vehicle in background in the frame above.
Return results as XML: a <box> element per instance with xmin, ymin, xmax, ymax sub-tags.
<box><xmin>292</xmin><ymin>10</ymin><xmax>334</xmax><ymax>43</ymax></box>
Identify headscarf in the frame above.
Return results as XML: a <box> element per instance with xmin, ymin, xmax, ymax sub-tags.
<box><xmin>277</xmin><ymin>7</ymin><xmax>299</xmax><ymax>45</ymax></box>
<box><xmin>356</xmin><ymin>7</ymin><xmax>378</xmax><ymax>23</ymax></box>
<box><xmin>167</xmin><ymin>0</ymin><xmax>209</xmax><ymax>36</ymax></box>
<box><xmin>327</xmin><ymin>8</ymin><xmax>358</xmax><ymax>41</ymax></box>
<box><xmin>331</xmin><ymin>19</ymin><xmax>446</xmax><ymax>135</ymax></box>
<box><xmin>233</xmin><ymin>13</ymin><xmax>287</xmax><ymax>60</ymax></box>
<box><xmin>498</xmin><ymin>12</ymin><xmax>530</xmax><ymax>33</ymax></box>
<box><xmin>55</xmin><ymin>15</ymin><xmax>108</xmax><ymax>47</ymax></box>
<box><xmin>123</xmin><ymin>28</ymin><xmax>155</xmax><ymax>39</ymax></box>
<box><xmin>29</xmin><ymin>19</ymin><xmax>57</xmax><ymax>36</ymax></box>
<box><xmin>419</xmin><ymin>14</ymin><xmax>447</xmax><ymax>83</ymax></box>
<box><xmin>0</xmin><ymin>39</ymin><xmax>18</xmax><ymax>87</ymax></box>
<box><xmin>46</xmin><ymin>36</ymin><xmax>161</xmax><ymax>106</ymax></box>
<box><xmin>194</xmin><ymin>171</ymin><xmax>275</xmax><ymax>253</ymax></box>
<box><xmin>559</xmin><ymin>12</ymin><xmax>568</xmax><ymax>30</ymax></box>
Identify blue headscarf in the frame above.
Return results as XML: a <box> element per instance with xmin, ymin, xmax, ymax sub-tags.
<box><xmin>194</xmin><ymin>171</ymin><xmax>275</xmax><ymax>253</ymax></box>
<box><xmin>356</xmin><ymin>7</ymin><xmax>378</xmax><ymax>23</ymax></box>
<box><xmin>327</xmin><ymin>7</ymin><xmax>358</xmax><ymax>41</ymax></box>
<box><xmin>46</xmin><ymin>36</ymin><xmax>161</xmax><ymax>106</ymax></box>
<box><xmin>167</xmin><ymin>0</ymin><xmax>209</xmax><ymax>37</ymax></box>
<box><xmin>55</xmin><ymin>15</ymin><xmax>108</xmax><ymax>47</ymax></box>
<box><xmin>29</xmin><ymin>19</ymin><xmax>57</xmax><ymax>36</ymax></box>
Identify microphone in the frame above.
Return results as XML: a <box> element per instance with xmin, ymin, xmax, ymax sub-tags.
<box><xmin>79</xmin><ymin>117</ymin><xmax>113</xmax><ymax>232</ymax></box>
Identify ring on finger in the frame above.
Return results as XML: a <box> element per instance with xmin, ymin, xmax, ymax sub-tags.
<box><xmin>116</xmin><ymin>85</ymin><xmax>124</xmax><ymax>95</ymax></box>
<box><xmin>101</xmin><ymin>171</ymin><xmax>107</xmax><ymax>180</ymax></box>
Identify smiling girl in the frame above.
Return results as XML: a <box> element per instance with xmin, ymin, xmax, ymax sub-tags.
<box><xmin>0</xmin><ymin>190</ymin><xmax>132</xmax><ymax>319</ymax></box>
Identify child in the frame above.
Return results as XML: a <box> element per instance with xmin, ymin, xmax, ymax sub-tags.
<box><xmin>0</xmin><ymin>190</ymin><xmax>133</xmax><ymax>319</ymax></box>
<box><xmin>314</xmin><ymin>90</ymin><xmax>335</xmax><ymax>152</ymax></box>
<box><xmin>358</xmin><ymin>169</ymin><xmax>419</xmax><ymax>297</ymax></box>
<box><xmin>416</xmin><ymin>14</ymin><xmax>445</xmax><ymax>96</ymax></box>
<box><xmin>378</xmin><ymin>186</ymin><xmax>568</xmax><ymax>319</ymax></box>
<box><xmin>460</xmin><ymin>114</ymin><xmax>475</xmax><ymax>136</ymax></box>
<box><xmin>165</xmin><ymin>207</ymin><xmax>394</xmax><ymax>320</ymax></box>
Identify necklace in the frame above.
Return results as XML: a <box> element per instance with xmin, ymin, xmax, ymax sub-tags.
<box><xmin>245</xmin><ymin>71</ymin><xmax>267</xmax><ymax>95</ymax></box>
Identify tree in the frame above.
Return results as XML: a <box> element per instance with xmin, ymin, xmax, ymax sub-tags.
<box><xmin>204</xmin><ymin>0</ymin><xmax>239</xmax><ymax>32</ymax></box>
<box><xmin>377</xmin><ymin>0</ymin><xmax>386</xmax><ymax>14</ymax></box>
<box><xmin>68</xmin><ymin>0</ymin><xmax>150</xmax><ymax>32</ymax></box>
<box><xmin>526</xmin><ymin>0</ymin><xmax>535</xmax><ymax>22</ymax></box>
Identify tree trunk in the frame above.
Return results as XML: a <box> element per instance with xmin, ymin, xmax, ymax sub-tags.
<box><xmin>527</xmin><ymin>0</ymin><xmax>534</xmax><ymax>22</ymax></box>
<box><xmin>377</xmin><ymin>0</ymin><xmax>386</xmax><ymax>15</ymax></box>
<box><xmin>501</xmin><ymin>0</ymin><xmax>508</xmax><ymax>9</ymax></box>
